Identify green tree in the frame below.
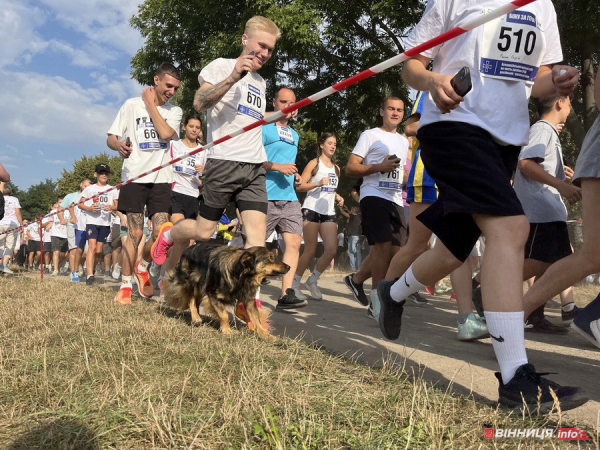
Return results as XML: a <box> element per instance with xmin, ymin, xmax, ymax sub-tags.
<box><xmin>57</xmin><ymin>153</ymin><xmax>124</xmax><ymax>195</ymax></box>
<box><xmin>18</xmin><ymin>179</ymin><xmax>58</xmax><ymax>220</ymax></box>
<box><xmin>129</xmin><ymin>0</ymin><xmax>423</xmax><ymax>201</ymax></box>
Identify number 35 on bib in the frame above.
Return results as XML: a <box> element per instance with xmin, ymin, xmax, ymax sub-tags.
<box><xmin>480</xmin><ymin>10</ymin><xmax>546</xmax><ymax>83</ymax></box>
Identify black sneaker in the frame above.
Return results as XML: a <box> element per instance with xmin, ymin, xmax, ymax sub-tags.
<box><xmin>276</xmin><ymin>288</ymin><xmax>308</xmax><ymax>310</ymax></box>
<box><xmin>343</xmin><ymin>274</ymin><xmax>368</xmax><ymax>306</ymax></box>
<box><xmin>472</xmin><ymin>286</ymin><xmax>484</xmax><ymax>317</ymax></box>
<box><xmin>407</xmin><ymin>291</ymin><xmax>428</xmax><ymax>306</ymax></box>
<box><xmin>525</xmin><ymin>317</ymin><xmax>568</xmax><ymax>335</ymax></box>
<box><xmin>561</xmin><ymin>304</ymin><xmax>580</xmax><ymax>322</ymax></box>
<box><xmin>496</xmin><ymin>363</ymin><xmax>588</xmax><ymax>413</ymax></box>
<box><xmin>86</xmin><ymin>276</ymin><xmax>95</xmax><ymax>286</ymax></box>
<box><xmin>377</xmin><ymin>279</ymin><xmax>405</xmax><ymax>340</ymax></box>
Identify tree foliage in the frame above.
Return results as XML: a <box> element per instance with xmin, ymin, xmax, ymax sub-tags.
<box><xmin>57</xmin><ymin>153</ymin><xmax>124</xmax><ymax>195</ymax></box>
<box><xmin>17</xmin><ymin>179</ymin><xmax>58</xmax><ymax>221</ymax></box>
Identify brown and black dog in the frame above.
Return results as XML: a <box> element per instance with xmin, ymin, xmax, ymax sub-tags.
<box><xmin>165</xmin><ymin>242</ymin><xmax>289</xmax><ymax>339</ymax></box>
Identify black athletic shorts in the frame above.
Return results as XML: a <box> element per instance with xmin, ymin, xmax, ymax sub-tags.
<box><xmin>28</xmin><ymin>240</ymin><xmax>40</xmax><ymax>253</ymax></box>
<box><xmin>360</xmin><ymin>196</ymin><xmax>407</xmax><ymax>247</ymax></box>
<box><xmin>301</xmin><ymin>208</ymin><xmax>336</xmax><ymax>224</ymax></box>
<box><xmin>525</xmin><ymin>222</ymin><xmax>572</xmax><ymax>264</ymax></box>
<box><xmin>416</xmin><ymin>122</ymin><xmax>524</xmax><ymax>262</ymax></box>
<box><xmin>117</xmin><ymin>182</ymin><xmax>171</xmax><ymax>218</ymax></box>
<box><xmin>170</xmin><ymin>191</ymin><xmax>199</xmax><ymax>220</ymax></box>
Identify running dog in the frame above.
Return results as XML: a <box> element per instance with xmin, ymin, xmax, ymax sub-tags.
<box><xmin>164</xmin><ymin>242</ymin><xmax>289</xmax><ymax>340</ymax></box>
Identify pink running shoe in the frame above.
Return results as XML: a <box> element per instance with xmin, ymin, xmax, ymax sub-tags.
<box><xmin>151</xmin><ymin>222</ymin><xmax>173</xmax><ymax>265</ymax></box>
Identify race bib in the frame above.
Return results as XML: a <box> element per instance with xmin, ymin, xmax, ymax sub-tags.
<box><xmin>173</xmin><ymin>156</ymin><xmax>198</xmax><ymax>176</ymax></box>
<box><xmin>321</xmin><ymin>172</ymin><xmax>338</xmax><ymax>193</ymax></box>
<box><xmin>480</xmin><ymin>10</ymin><xmax>545</xmax><ymax>82</ymax></box>
<box><xmin>379</xmin><ymin>167</ymin><xmax>402</xmax><ymax>190</ymax></box>
<box><xmin>276</xmin><ymin>126</ymin><xmax>294</xmax><ymax>144</ymax></box>
<box><xmin>237</xmin><ymin>82</ymin><xmax>264</xmax><ymax>120</ymax></box>
<box><xmin>135</xmin><ymin>118</ymin><xmax>166</xmax><ymax>151</ymax></box>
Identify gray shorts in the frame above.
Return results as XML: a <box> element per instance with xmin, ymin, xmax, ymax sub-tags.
<box><xmin>67</xmin><ymin>223</ymin><xmax>77</xmax><ymax>250</ymax></box>
<box><xmin>266</xmin><ymin>201</ymin><xmax>303</xmax><ymax>237</ymax></box>
<box><xmin>199</xmin><ymin>159</ymin><xmax>267</xmax><ymax>221</ymax></box>
<box><xmin>51</xmin><ymin>236</ymin><xmax>68</xmax><ymax>253</ymax></box>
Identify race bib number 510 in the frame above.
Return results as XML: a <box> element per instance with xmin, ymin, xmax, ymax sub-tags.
<box><xmin>480</xmin><ymin>10</ymin><xmax>545</xmax><ymax>83</ymax></box>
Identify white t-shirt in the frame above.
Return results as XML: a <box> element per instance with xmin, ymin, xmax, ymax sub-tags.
<box><xmin>107</xmin><ymin>97</ymin><xmax>182</xmax><ymax>184</ymax></box>
<box><xmin>49</xmin><ymin>208</ymin><xmax>70</xmax><ymax>239</ymax></box>
<box><xmin>0</xmin><ymin>196</ymin><xmax>21</xmax><ymax>226</ymax></box>
<box><xmin>170</xmin><ymin>139</ymin><xmax>207</xmax><ymax>198</ymax></box>
<box><xmin>75</xmin><ymin>184</ymin><xmax>116</xmax><ymax>227</ymax></box>
<box><xmin>352</xmin><ymin>128</ymin><xmax>409</xmax><ymax>205</ymax></box>
<box><xmin>404</xmin><ymin>0</ymin><xmax>562</xmax><ymax>146</ymax></box>
<box><xmin>199</xmin><ymin>58</ymin><xmax>267</xmax><ymax>164</ymax></box>
<box><xmin>302</xmin><ymin>159</ymin><xmax>339</xmax><ymax>216</ymax></box>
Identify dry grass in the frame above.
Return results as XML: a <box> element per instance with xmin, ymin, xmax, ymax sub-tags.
<box><xmin>0</xmin><ymin>276</ymin><xmax>596</xmax><ymax>449</ymax></box>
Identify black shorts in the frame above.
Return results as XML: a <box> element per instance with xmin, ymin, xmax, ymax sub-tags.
<box><xmin>416</xmin><ymin>122</ymin><xmax>524</xmax><ymax>262</ymax></box>
<box><xmin>170</xmin><ymin>191</ymin><xmax>199</xmax><ymax>220</ymax></box>
<box><xmin>360</xmin><ymin>196</ymin><xmax>407</xmax><ymax>247</ymax></box>
<box><xmin>51</xmin><ymin>236</ymin><xmax>68</xmax><ymax>253</ymax></box>
<box><xmin>525</xmin><ymin>222</ymin><xmax>572</xmax><ymax>264</ymax></box>
<box><xmin>43</xmin><ymin>242</ymin><xmax>52</xmax><ymax>253</ymax></box>
<box><xmin>28</xmin><ymin>240</ymin><xmax>40</xmax><ymax>253</ymax></box>
<box><xmin>117</xmin><ymin>182</ymin><xmax>172</xmax><ymax>218</ymax></box>
<box><xmin>199</xmin><ymin>159</ymin><xmax>268</xmax><ymax>221</ymax></box>
<box><xmin>302</xmin><ymin>208</ymin><xmax>336</xmax><ymax>224</ymax></box>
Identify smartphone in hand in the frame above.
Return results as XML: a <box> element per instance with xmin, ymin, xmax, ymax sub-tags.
<box><xmin>240</xmin><ymin>51</ymin><xmax>255</xmax><ymax>79</ymax></box>
<box><xmin>450</xmin><ymin>66</ymin><xmax>472</xmax><ymax>97</ymax></box>
<box><xmin>381</xmin><ymin>154</ymin><xmax>399</xmax><ymax>173</ymax></box>
<box><xmin>125</xmin><ymin>137</ymin><xmax>131</xmax><ymax>147</ymax></box>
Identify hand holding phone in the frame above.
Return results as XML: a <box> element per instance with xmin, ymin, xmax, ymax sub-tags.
<box><xmin>450</xmin><ymin>66</ymin><xmax>472</xmax><ymax>97</ymax></box>
<box><xmin>380</xmin><ymin>154</ymin><xmax>400</xmax><ymax>173</ymax></box>
<box><xmin>240</xmin><ymin>51</ymin><xmax>255</xmax><ymax>79</ymax></box>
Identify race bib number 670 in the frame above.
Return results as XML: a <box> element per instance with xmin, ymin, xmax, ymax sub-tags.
<box><xmin>480</xmin><ymin>10</ymin><xmax>546</xmax><ymax>83</ymax></box>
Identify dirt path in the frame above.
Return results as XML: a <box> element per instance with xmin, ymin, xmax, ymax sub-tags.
<box><xmin>261</xmin><ymin>275</ymin><xmax>600</xmax><ymax>429</ymax></box>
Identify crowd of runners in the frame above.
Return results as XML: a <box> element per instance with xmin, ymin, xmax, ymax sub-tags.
<box><xmin>1</xmin><ymin>0</ymin><xmax>599</xmax><ymax>414</ymax></box>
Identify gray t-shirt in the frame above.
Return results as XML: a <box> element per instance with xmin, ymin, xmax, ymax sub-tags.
<box><xmin>513</xmin><ymin>120</ymin><xmax>567</xmax><ymax>223</ymax></box>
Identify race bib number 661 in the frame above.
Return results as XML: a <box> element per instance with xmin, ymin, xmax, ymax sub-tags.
<box><xmin>480</xmin><ymin>10</ymin><xmax>546</xmax><ymax>83</ymax></box>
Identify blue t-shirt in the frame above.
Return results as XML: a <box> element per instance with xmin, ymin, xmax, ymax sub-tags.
<box><xmin>262</xmin><ymin>123</ymin><xmax>299</xmax><ymax>201</ymax></box>
<box><xmin>61</xmin><ymin>191</ymin><xmax>81</xmax><ymax>216</ymax></box>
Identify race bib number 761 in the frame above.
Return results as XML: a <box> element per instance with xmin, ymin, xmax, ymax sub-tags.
<box><xmin>480</xmin><ymin>10</ymin><xmax>546</xmax><ymax>83</ymax></box>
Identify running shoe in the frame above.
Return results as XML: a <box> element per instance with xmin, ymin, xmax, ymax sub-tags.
<box><xmin>134</xmin><ymin>260</ymin><xmax>155</xmax><ymax>298</ymax></box>
<box><xmin>456</xmin><ymin>313</ymin><xmax>489</xmax><ymax>341</ymax></box>
<box><xmin>435</xmin><ymin>282</ymin><xmax>452</xmax><ymax>295</ymax></box>
<box><xmin>496</xmin><ymin>363</ymin><xmax>588</xmax><ymax>413</ymax></box>
<box><xmin>149</xmin><ymin>261</ymin><xmax>161</xmax><ymax>278</ymax></box>
<box><xmin>276</xmin><ymin>288</ymin><xmax>308</xmax><ymax>310</ymax></box>
<box><xmin>525</xmin><ymin>317</ymin><xmax>568</xmax><ymax>335</ymax></box>
<box><xmin>377</xmin><ymin>279</ymin><xmax>405</xmax><ymax>340</ymax></box>
<box><xmin>366</xmin><ymin>305</ymin><xmax>376</xmax><ymax>320</ymax></box>
<box><xmin>450</xmin><ymin>291</ymin><xmax>457</xmax><ymax>301</ymax></box>
<box><xmin>292</xmin><ymin>284</ymin><xmax>308</xmax><ymax>301</ymax></box>
<box><xmin>407</xmin><ymin>292</ymin><xmax>428</xmax><ymax>306</ymax></box>
<box><xmin>51</xmin><ymin>270</ymin><xmax>59</xmax><ymax>276</ymax></box>
<box><xmin>370</xmin><ymin>290</ymin><xmax>381</xmax><ymax>320</ymax></box>
<box><xmin>86</xmin><ymin>276</ymin><xmax>95</xmax><ymax>286</ymax></box>
<box><xmin>304</xmin><ymin>278</ymin><xmax>322</xmax><ymax>300</ymax></box>
<box><xmin>114</xmin><ymin>287</ymin><xmax>133</xmax><ymax>305</ymax></box>
<box><xmin>425</xmin><ymin>285</ymin><xmax>435</xmax><ymax>295</ymax></box>
<box><xmin>111</xmin><ymin>264</ymin><xmax>122</xmax><ymax>280</ymax></box>
<box><xmin>571</xmin><ymin>309</ymin><xmax>600</xmax><ymax>349</ymax></box>
<box><xmin>70</xmin><ymin>271</ymin><xmax>80</xmax><ymax>282</ymax></box>
<box><xmin>561</xmin><ymin>304</ymin><xmax>580</xmax><ymax>323</ymax></box>
<box><xmin>343</xmin><ymin>274</ymin><xmax>368</xmax><ymax>306</ymax></box>
<box><xmin>151</xmin><ymin>222</ymin><xmax>173</xmax><ymax>265</ymax></box>
<box><xmin>2</xmin><ymin>265</ymin><xmax>14</xmax><ymax>275</ymax></box>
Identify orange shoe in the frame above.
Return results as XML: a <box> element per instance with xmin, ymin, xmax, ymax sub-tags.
<box><xmin>151</xmin><ymin>222</ymin><xmax>173</xmax><ymax>265</ymax></box>
<box><xmin>134</xmin><ymin>261</ymin><xmax>154</xmax><ymax>298</ymax></box>
<box><xmin>114</xmin><ymin>287</ymin><xmax>132</xmax><ymax>305</ymax></box>
<box><xmin>425</xmin><ymin>285</ymin><xmax>435</xmax><ymax>295</ymax></box>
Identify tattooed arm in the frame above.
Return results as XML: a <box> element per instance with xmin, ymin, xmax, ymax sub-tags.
<box><xmin>193</xmin><ymin>53</ymin><xmax>255</xmax><ymax>112</ymax></box>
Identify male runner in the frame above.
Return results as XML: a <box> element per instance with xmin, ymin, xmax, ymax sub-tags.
<box><xmin>107</xmin><ymin>63</ymin><xmax>182</xmax><ymax>304</ymax></box>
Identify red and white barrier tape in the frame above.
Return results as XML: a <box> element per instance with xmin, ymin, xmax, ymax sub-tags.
<box><xmin>2</xmin><ymin>0</ymin><xmax>539</xmax><ymax>238</ymax></box>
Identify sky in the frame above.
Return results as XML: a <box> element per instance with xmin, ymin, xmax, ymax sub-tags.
<box><xmin>0</xmin><ymin>0</ymin><xmax>146</xmax><ymax>190</ymax></box>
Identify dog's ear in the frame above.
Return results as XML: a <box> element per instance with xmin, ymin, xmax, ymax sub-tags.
<box><xmin>239</xmin><ymin>251</ymin><xmax>256</xmax><ymax>273</ymax></box>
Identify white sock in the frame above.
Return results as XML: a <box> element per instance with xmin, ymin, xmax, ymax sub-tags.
<box><xmin>255</xmin><ymin>286</ymin><xmax>261</xmax><ymax>300</ymax></box>
<box><xmin>390</xmin><ymin>266</ymin><xmax>425</xmax><ymax>303</ymax></box>
<box><xmin>308</xmin><ymin>269</ymin><xmax>321</xmax><ymax>283</ymax></box>
<box><xmin>484</xmin><ymin>311</ymin><xmax>528</xmax><ymax>385</ymax></box>
<box><xmin>121</xmin><ymin>275</ymin><xmax>133</xmax><ymax>290</ymax></box>
<box><xmin>137</xmin><ymin>258</ymin><xmax>149</xmax><ymax>272</ymax></box>
<box><xmin>162</xmin><ymin>229</ymin><xmax>173</xmax><ymax>244</ymax></box>
<box><xmin>86</xmin><ymin>274</ymin><xmax>93</xmax><ymax>279</ymax></box>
